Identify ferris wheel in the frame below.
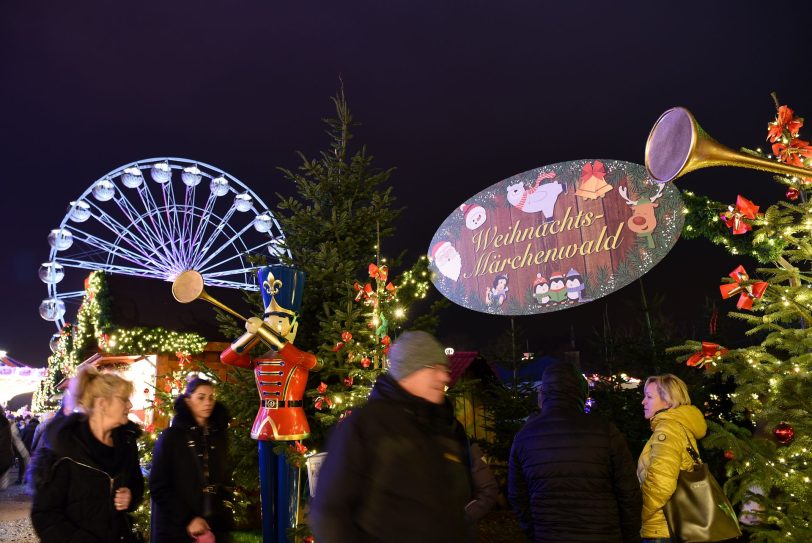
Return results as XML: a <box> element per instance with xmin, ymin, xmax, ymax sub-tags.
<box><xmin>38</xmin><ymin>157</ymin><xmax>290</xmax><ymax>330</ymax></box>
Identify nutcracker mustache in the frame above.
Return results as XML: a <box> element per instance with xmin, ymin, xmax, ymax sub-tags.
<box><xmin>645</xmin><ymin>107</ymin><xmax>812</xmax><ymax>183</ymax></box>
<box><xmin>172</xmin><ymin>270</ymin><xmax>286</xmax><ymax>350</ymax></box>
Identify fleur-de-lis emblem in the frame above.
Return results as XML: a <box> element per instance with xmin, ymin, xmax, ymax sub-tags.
<box><xmin>263</xmin><ymin>272</ymin><xmax>283</xmax><ymax>295</ymax></box>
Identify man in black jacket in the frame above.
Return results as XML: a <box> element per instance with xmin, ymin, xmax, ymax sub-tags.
<box><xmin>508</xmin><ymin>361</ymin><xmax>642</xmax><ymax>543</ymax></box>
<box><xmin>310</xmin><ymin>331</ymin><xmax>473</xmax><ymax>543</ymax></box>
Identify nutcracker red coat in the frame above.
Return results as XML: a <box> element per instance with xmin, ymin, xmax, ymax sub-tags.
<box><xmin>220</xmin><ymin>264</ymin><xmax>320</xmax><ymax>441</ymax></box>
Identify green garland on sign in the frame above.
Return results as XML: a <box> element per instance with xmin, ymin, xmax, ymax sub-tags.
<box><xmin>33</xmin><ymin>271</ymin><xmax>207</xmax><ymax>411</ymax></box>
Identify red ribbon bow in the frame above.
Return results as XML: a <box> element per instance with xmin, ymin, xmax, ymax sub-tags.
<box><xmin>292</xmin><ymin>441</ymin><xmax>308</xmax><ymax>455</ymax></box>
<box><xmin>720</xmin><ymin>195</ymin><xmax>759</xmax><ymax>235</ymax></box>
<box><xmin>720</xmin><ymin>265</ymin><xmax>768</xmax><ymax>310</ymax></box>
<box><xmin>581</xmin><ymin>161</ymin><xmax>606</xmax><ymax>182</ymax></box>
<box><xmin>369</xmin><ymin>263</ymin><xmax>389</xmax><ymax>282</ymax></box>
<box><xmin>317</xmin><ymin>382</ymin><xmax>327</xmax><ymax>394</ymax></box>
<box><xmin>686</xmin><ymin>342</ymin><xmax>728</xmax><ymax>368</ymax></box>
<box><xmin>341</xmin><ymin>331</ymin><xmax>353</xmax><ymax>343</ymax></box>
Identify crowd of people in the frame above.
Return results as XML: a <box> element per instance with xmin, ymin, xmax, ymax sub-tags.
<box><xmin>310</xmin><ymin>331</ymin><xmax>708</xmax><ymax>543</ymax></box>
<box><xmin>0</xmin><ymin>331</ymin><xmax>708</xmax><ymax>543</ymax></box>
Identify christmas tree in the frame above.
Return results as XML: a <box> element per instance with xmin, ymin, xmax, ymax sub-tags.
<box><xmin>674</xmin><ymin>97</ymin><xmax>812</xmax><ymax>542</ymax></box>
<box><xmin>212</xmin><ymin>92</ymin><xmax>441</xmax><ymax>540</ymax></box>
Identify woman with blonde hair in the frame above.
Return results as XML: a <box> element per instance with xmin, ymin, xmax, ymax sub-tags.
<box><xmin>30</xmin><ymin>365</ymin><xmax>144</xmax><ymax>543</ymax></box>
<box><xmin>637</xmin><ymin>374</ymin><xmax>707</xmax><ymax>542</ymax></box>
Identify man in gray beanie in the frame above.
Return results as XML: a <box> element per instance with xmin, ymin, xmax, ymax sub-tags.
<box><xmin>310</xmin><ymin>331</ymin><xmax>474</xmax><ymax>543</ymax></box>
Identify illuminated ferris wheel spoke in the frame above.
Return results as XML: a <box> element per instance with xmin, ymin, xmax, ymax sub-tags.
<box><xmin>199</xmin><ymin>237</ymin><xmax>279</xmax><ymax>276</ymax></box>
<box><xmin>69</xmin><ymin>230</ymin><xmax>167</xmax><ymax>275</ymax></box>
<box><xmin>112</xmin><ymin>192</ymin><xmax>172</xmax><ymax>258</ymax></box>
<box><xmin>189</xmin><ymin>206</ymin><xmax>241</xmax><ymax>270</ymax></box>
<box><xmin>40</xmin><ymin>157</ymin><xmax>289</xmax><ymax>329</ymax></box>
<box><xmin>56</xmin><ymin>257</ymin><xmax>163</xmax><ymax>277</ymax></box>
<box><xmin>186</xmin><ymin>192</ymin><xmax>219</xmax><ymax>258</ymax></box>
<box><xmin>194</xmin><ymin>220</ymin><xmax>255</xmax><ymax>273</ymax></box>
<box><xmin>135</xmin><ymin>181</ymin><xmax>177</xmax><ymax>258</ymax></box>
<box><xmin>89</xmin><ymin>207</ymin><xmax>175</xmax><ymax>270</ymax></box>
<box><xmin>159</xmin><ymin>180</ymin><xmax>184</xmax><ymax>265</ymax></box>
<box><xmin>203</xmin><ymin>278</ymin><xmax>261</xmax><ymax>290</ymax></box>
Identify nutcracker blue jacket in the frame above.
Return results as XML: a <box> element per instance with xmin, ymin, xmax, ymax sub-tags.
<box><xmin>508</xmin><ymin>362</ymin><xmax>642</xmax><ymax>543</ymax></box>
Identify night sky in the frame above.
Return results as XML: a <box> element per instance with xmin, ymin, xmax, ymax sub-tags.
<box><xmin>2</xmin><ymin>2</ymin><xmax>811</xmax><ymax>368</ymax></box>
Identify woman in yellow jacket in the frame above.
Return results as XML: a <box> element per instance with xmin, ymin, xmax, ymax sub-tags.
<box><xmin>637</xmin><ymin>374</ymin><xmax>707</xmax><ymax>543</ymax></box>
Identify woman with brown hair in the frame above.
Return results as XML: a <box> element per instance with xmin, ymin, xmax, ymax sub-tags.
<box><xmin>30</xmin><ymin>365</ymin><xmax>144</xmax><ymax>542</ymax></box>
<box><xmin>149</xmin><ymin>377</ymin><xmax>233</xmax><ymax>542</ymax></box>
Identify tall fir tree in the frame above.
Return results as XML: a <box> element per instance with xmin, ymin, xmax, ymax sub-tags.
<box><xmin>672</xmin><ymin>98</ymin><xmax>812</xmax><ymax>542</ymax></box>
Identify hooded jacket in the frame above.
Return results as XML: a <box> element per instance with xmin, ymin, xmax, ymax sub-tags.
<box><xmin>149</xmin><ymin>396</ymin><xmax>232</xmax><ymax>543</ymax></box>
<box><xmin>29</xmin><ymin>412</ymin><xmax>144</xmax><ymax>543</ymax></box>
<box><xmin>309</xmin><ymin>373</ymin><xmax>473</xmax><ymax>543</ymax></box>
<box><xmin>509</xmin><ymin>362</ymin><xmax>642</xmax><ymax>543</ymax></box>
<box><xmin>637</xmin><ymin>404</ymin><xmax>708</xmax><ymax>538</ymax></box>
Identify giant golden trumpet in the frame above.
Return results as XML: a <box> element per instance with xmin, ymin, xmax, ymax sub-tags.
<box><xmin>172</xmin><ymin>270</ymin><xmax>285</xmax><ymax>350</ymax></box>
<box><xmin>645</xmin><ymin>107</ymin><xmax>812</xmax><ymax>183</ymax></box>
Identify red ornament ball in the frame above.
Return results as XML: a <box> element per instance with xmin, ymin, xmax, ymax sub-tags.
<box><xmin>773</xmin><ymin>422</ymin><xmax>795</xmax><ymax>445</ymax></box>
<box><xmin>786</xmin><ymin>187</ymin><xmax>800</xmax><ymax>201</ymax></box>
<box><xmin>723</xmin><ymin>450</ymin><xmax>735</xmax><ymax>460</ymax></box>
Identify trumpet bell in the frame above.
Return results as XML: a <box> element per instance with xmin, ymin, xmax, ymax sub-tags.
<box><xmin>172</xmin><ymin>270</ymin><xmax>205</xmax><ymax>304</ymax></box>
<box><xmin>646</xmin><ymin>106</ymin><xmax>812</xmax><ymax>183</ymax></box>
<box><xmin>645</xmin><ymin>107</ymin><xmax>697</xmax><ymax>183</ymax></box>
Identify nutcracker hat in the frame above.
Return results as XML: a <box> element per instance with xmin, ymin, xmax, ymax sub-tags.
<box><xmin>258</xmin><ymin>264</ymin><xmax>305</xmax><ymax>319</ymax></box>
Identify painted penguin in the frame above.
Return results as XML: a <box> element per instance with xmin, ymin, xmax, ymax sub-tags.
<box><xmin>533</xmin><ymin>273</ymin><xmax>550</xmax><ymax>306</ymax></box>
<box><xmin>565</xmin><ymin>268</ymin><xmax>585</xmax><ymax>303</ymax></box>
<box><xmin>548</xmin><ymin>272</ymin><xmax>567</xmax><ymax>304</ymax></box>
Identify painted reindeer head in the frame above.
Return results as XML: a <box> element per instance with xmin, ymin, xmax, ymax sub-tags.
<box><xmin>617</xmin><ymin>184</ymin><xmax>665</xmax><ymax>234</ymax></box>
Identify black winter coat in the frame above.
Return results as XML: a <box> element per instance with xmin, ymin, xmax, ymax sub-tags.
<box><xmin>30</xmin><ymin>413</ymin><xmax>144</xmax><ymax>543</ymax></box>
<box><xmin>310</xmin><ymin>374</ymin><xmax>474</xmax><ymax>543</ymax></box>
<box><xmin>508</xmin><ymin>362</ymin><xmax>642</xmax><ymax>543</ymax></box>
<box><xmin>149</xmin><ymin>397</ymin><xmax>233</xmax><ymax>543</ymax></box>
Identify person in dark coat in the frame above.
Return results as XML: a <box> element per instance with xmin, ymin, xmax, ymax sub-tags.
<box><xmin>508</xmin><ymin>361</ymin><xmax>642</xmax><ymax>543</ymax></box>
<box><xmin>30</xmin><ymin>366</ymin><xmax>144</xmax><ymax>543</ymax></box>
<box><xmin>310</xmin><ymin>330</ymin><xmax>474</xmax><ymax>543</ymax></box>
<box><xmin>465</xmin><ymin>442</ymin><xmax>499</xmax><ymax>526</ymax></box>
<box><xmin>149</xmin><ymin>377</ymin><xmax>233</xmax><ymax>543</ymax></box>
<box><xmin>21</xmin><ymin>416</ymin><xmax>39</xmax><ymax>451</ymax></box>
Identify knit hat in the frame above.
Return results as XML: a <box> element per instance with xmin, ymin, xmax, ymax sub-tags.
<box><xmin>387</xmin><ymin>330</ymin><xmax>449</xmax><ymax>380</ymax></box>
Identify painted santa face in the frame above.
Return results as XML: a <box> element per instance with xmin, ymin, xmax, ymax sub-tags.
<box><xmin>465</xmin><ymin>206</ymin><xmax>487</xmax><ymax>230</ymax></box>
<box><xmin>434</xmin><ymin>243</ymin><xmax>462</xmax><ymax>281</ymax></box>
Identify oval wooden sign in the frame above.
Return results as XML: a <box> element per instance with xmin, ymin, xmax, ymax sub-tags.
<box><xmin>427</xmin><ymin>159</ymin><xmax>684</xmax><ymax>315</ymax></box>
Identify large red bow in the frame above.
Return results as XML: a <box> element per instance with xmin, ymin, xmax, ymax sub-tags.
<box><xmin>686</xmin><ymin>342</ymin><xmax>728</xmax><ymax>368</ymax></box>
<box><xmin>720</xmin><ymin>265</ymin><xmax>768</xmax><ymax>310</ymax></box>
<box><xmin>581</xmin><ymin>161</ymin><xmax>606</xmax><ymax>182</ymax></box>
<box><xmin>369</xmin><ymin>263</ymin><xmax>388</xmax><ymax>282</ymax></box>
<box><xmin>720</xmin><ymin>195</ymin><xmax>760</xmax><ymax>235</ymax></box>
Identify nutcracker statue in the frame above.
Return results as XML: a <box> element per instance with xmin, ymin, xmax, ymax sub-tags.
<box><xmin>221</xmin><ymin>265</ymin><xmax>320</xmax><ymax>543</ymax></box>
<box><xmin>171</xmin><ymin>265</ymin><xmax>320</xmax><ymax>543</ymax></box>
